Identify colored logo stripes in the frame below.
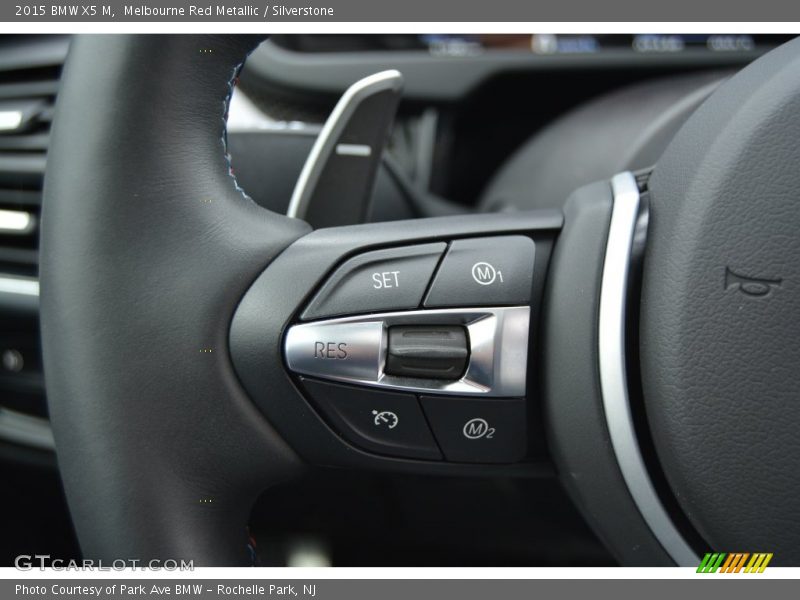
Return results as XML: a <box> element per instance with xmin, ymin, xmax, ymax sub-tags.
<box><xmin>697</xmin><ymin>552</ymin><xmax>773</xmax><ymax>573</ymax></box>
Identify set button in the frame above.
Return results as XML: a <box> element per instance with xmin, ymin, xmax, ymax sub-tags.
<box><xmin>301</xmin><ymin>243</ymin><xmax>446</xmax><ymax>320</ymax></box>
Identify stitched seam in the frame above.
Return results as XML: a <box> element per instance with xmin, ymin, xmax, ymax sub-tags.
<box><xmin>221</xmin><ymin>54</ymin><xmax>254</xmax><ymax>203</ymax></box>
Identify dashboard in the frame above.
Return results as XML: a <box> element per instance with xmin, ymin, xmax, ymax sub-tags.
<box><xmin>246</xmin><ymin>34</ymin><xmax>788</xmax><ymax>107</ymax></box>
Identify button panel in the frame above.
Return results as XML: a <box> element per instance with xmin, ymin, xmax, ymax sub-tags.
<box><xmin>302</xmin><ymin>242</ymin><xmax>446</xmax><ymax>320</ymax></box>
<box><xmin>420</xmin><ymin>396</ymin><xmax>527</xmax><ymax>464</ymax></box>
<box><xmin>425</xmin><ymin>236</ymin><xmax>535</xmax><ymax>308</ymax></box>
<box><xmin>287</xmin><ymin>235</ymin><xmax>537</xmax><ymax>465</ymax></box>
<box><xmin>302</xmin><ymin>378</ymin><xmax>442</xmax><ymax>460</ymax></box>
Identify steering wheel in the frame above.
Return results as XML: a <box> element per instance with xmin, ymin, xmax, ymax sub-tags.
<box><xmin>41</xmin><ymin>35</ymin><xmax>800</xmax><ymax>566</ymax></box>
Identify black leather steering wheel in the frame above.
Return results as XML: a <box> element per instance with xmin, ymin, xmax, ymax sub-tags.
<box><xmin>41</xmin><ymin>35</ymin><xmax>800</xmax><ymax>566</ymax></box>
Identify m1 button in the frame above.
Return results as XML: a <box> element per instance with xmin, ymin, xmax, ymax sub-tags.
<box><xmin>424</xmin><ymin>236</ymin><xmax>535</xmax><ymax>307</ymax></box>
<box><xmin>302</xmin><ymin>243</ymin><xmax>446</xmax><ymax>320</ymax></box>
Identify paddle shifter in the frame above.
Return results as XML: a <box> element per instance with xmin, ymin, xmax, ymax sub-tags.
<box><xmin>286</xmin><ymin>70</ymin><xmax>404</xmax><ymax>228</ymax></box>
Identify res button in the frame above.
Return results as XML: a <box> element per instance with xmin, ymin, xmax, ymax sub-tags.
<box><xmin>302</xmin><ymin>243</ymin><xmax>446</xmax><ymax>320</ymax></box>
<box><xmin>285</xmin><ymin>321</ymin><xmax>383</xmax><ymax>383</ymax></box>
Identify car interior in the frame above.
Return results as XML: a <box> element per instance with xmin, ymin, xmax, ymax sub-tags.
<box><xmin>1</xmin><ymin>33</ymin><xmax>798</xmax><ymax>567</ymax></box>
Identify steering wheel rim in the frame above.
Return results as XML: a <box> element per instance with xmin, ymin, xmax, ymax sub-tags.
<box><xmin>41</xmin><ymin>34</ymin><xmax>309</xmax><ymax>565</ymax></box>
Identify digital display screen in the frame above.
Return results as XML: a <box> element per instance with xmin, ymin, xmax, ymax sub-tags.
<box><xmin>418</xmin><ymin>34</ymin><xmax>785</xmax><ymax>56</ymax></box>
<box><xmin>271</xmin><ymin>34</ymin><xmax>793</xmax><ymax>57</ymax></box>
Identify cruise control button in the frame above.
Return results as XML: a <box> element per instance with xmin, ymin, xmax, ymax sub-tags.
<box><xmin>420</xmin><ymin>396</ymin><xmax>526</xmax><ymax>463</ymax></box>
<box><xmin>424</xmin><ymin>236</ymin><xmax>535</xmax><ymax>307</ymax></box>
<box><xmin>302</xmin><ymin>243</ymin><xmax>446</xmax><ymax>320</ymax></box>
<box><xmin>302</xmin><ymin>379</ymin><xmax>442</xmax><ymax>460</ymax></box>
<box><xmin>285</xmin><ymin>320</ymin><xmax>383</xmax><ymax>383</ymax></box>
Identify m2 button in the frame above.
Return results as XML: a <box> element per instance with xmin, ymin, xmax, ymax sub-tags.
<box><xmin>420</xmin><ymin>396</ymin><xmax>527</xmax><ymax>464</ymax></box>
<box><xmin>301</xmin><ymin>243</ymin><xmax>446</xmax><ymax>320</ymax></box>
<box><xmin>424</xmin><ymin>236</ymin><xmax>535</xmax><ymax>307</ymax></box>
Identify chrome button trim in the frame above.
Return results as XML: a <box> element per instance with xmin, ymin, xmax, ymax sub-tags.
<box><xmin>285</xmin><ymin>321</ymin><xmax>384</xmax><ymax>383</ymax></box>
<box><xmin>599</xmin><ymin>171</ymin><xmax>698</xmax><ymax>566</ymax></box>
<box><xmin>285</xmin><ymin>306</ymin><xmax>530</xmax><ymax>397</ymax></box>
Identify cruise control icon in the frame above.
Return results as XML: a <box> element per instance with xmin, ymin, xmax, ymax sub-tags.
<box><xmin>372</xmin><ymin>410</ymin><xmax>399</xmax><ymax>429</ymax></box>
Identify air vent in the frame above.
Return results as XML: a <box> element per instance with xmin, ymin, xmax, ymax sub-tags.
<box><xmin>0</xmin><ymin>36</ymin><xmax>68</xmax><ymax>287</ymax></box>
<box><xmin>0</xmin><ymin>37</ymin><xmax>69</xmax><ymax>437</ymax></box>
